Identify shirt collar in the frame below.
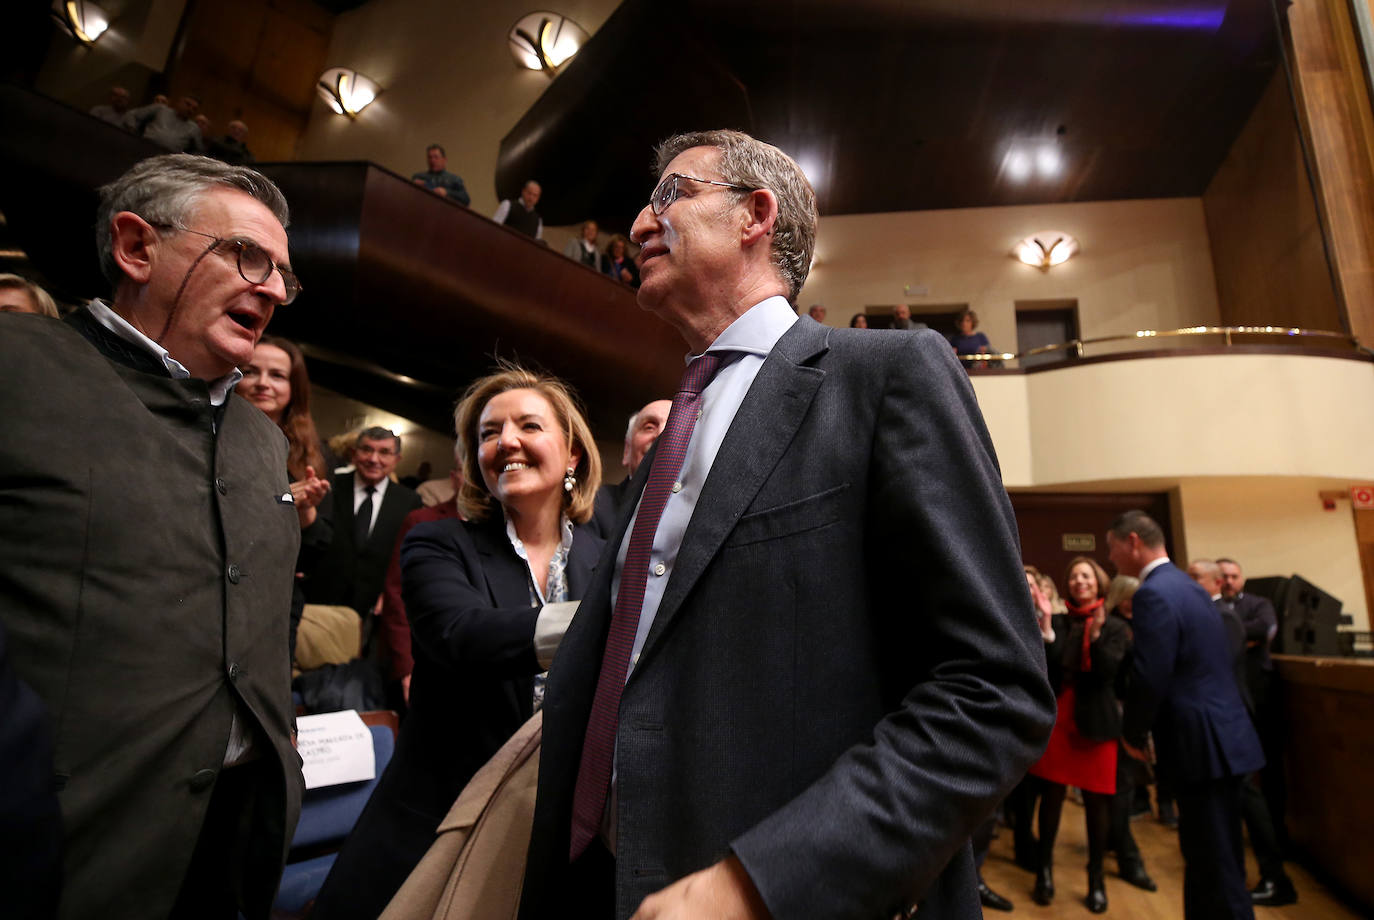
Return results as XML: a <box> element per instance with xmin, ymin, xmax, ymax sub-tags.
<box><xmin>691</xmin><ymin>295</ymin><xmax>798</xmax><ymax>365</ymax></box>
<box><xmin>355</xmin><ymin>472</ymin><xmax>389</xmax><ymax>498</ymax></box>
<box><xmin>85</xmin><ymin>299</ymin><xmax>243</xmax><ymax>406</ymax></box>
<box><xmin>1139</xmin><ymin>556</ymin><xmax>1170</xmax><ymax>582</ymax></box>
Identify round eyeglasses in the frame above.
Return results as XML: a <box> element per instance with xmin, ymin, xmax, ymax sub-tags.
<box><xmin>156</xmin><ymin>224</ymin><xmax>302</xmax><ymax>305</ymax></box>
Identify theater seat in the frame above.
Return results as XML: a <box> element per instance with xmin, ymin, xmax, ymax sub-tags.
<box><xmin>272</xmin><ymin>716</ymin><xmax>396</xmax><ymax>918</ymax></box>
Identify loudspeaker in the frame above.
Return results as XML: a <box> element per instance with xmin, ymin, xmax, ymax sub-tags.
<box><xmin>1246</xmin><ymin>575</ymin><xmax>1347</xmax><ymax>655</ymax></box>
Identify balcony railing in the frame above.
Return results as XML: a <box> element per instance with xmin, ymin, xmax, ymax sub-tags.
<box><xmin>957</xmin><ymin>325</ymin><xmax>1370</xmax><ymax>369</ymax></box>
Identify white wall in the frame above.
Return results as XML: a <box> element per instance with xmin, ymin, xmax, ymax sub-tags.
<box><xmin>800</xmin><ymin>197</ymin><xmax>1221</xmax><ymax>353</ymax></box>
<box><xmin>1178</xmin><ymin>477</ymin><xmax>1368</xmax><ymax>630</ymax></box>
<box><xmin>295</xmin><ymin>0</ymin><xmax>621</xmax><ymax>213</ymax></box>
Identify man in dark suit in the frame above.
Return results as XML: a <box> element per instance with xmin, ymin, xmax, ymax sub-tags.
<box><xmin>307</xmin><ymin>426</ymin><xmax>422</xmax><ymax>619</ymax></box>
<box><xmin>0</xmin><ymin>154</ymin><xmax>303</xmax><ymax>919</ymax></box>
<box><xmin>1111</xmin><ymin>512</ymin><xmax>1265</xmax><ymax>920</ymax></box>
<box><xmin>1216</xmin><ymin>557</ymin><xmax>1295</xmax><ymax>906</ymax></box>
<box><xmin>520</xmin><ymin>129</ymin><xmax>1055</xmax><ymax>920</ymax></box>
<box><xmin>591</xmin><ymin>398</ymin><xmax>671</xmax><ymax>538</ymax></box>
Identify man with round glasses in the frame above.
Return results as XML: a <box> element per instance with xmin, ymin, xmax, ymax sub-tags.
<box><xmin>0</xmin><ymin>153</ymin><xmax>304</xmax><ymax>919</ymax></box>
<box><xmin>521</xmin><ymin>130</ymin><xmax>1053</xmax><ymax>920</ymax></box>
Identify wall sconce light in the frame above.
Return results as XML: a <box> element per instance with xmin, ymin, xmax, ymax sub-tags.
<box><xmin>59</xmin><ymin>0</ymin><xmax>110</xmax><ymax>44</ymax></box>
<box><xmin>508</xmin><ymin>11</ymin><xmax>590</xmax><ymax>76</ymax></box>
<box><xmin>316</xmin><ymin>67</ymin><xmax>382</xmax><ymax>118</ymax></box>
<box><xmin>1013</xmin><ymin>232</ymin><xmax>1079</xmax><ymax>270</ymax></box>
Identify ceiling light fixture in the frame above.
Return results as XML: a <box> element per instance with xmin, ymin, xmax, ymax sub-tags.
<box><xmin>508</xmin><ymin>11</ymin><xmax>590</xmax><ymax>76</ymax></box>
<box><xmin>59</xmin><ymin>0</ymin><xmax>110</xmax><ymax>44</ymax></box>
<box><xmin>1014</xmin><ymin>232</ymin><xmax>1079</xmax><ymax>270</ymax></box>
<box><xmin>316</xmin><ymin>67</ymin><xmax>382</xmax><ymax>118</ymax></box>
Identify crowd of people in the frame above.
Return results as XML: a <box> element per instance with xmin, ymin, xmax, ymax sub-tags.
<box><xmin>90</xmin><ymin>85</ymin><xmax>257</xmax><ymax>164</ymax></box>
<box><xmin>0</xmin><ymin>129</ymin><xmax>1298</xmax><ymax>920</ymax></box>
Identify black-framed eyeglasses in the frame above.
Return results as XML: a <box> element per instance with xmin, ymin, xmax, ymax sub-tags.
<box><xmin>649</xmin><ymin>173</ymin><xmax>754</xmax><ymax>216</ymax></box>
<box><xmin>154</xmin><ymin>223</ymin><xmax>302</xmax><ymax>305</ymax></box>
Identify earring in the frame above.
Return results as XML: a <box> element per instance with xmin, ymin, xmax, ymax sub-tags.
<box><xmin>564</xmin><ymin>467</ymin><xmax>576</xmax><ymax>492</ymax></box>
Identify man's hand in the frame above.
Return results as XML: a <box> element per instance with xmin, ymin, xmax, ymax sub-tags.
<box><xmin>631</xmin><ymin>856</ymin><xmax>770</xmax><ymax>920</ymax></box>
<box><xmin>401</xmin><ymin>672</ymin><xmax>411</xmax><ymax>704</ymax></box>
<box><xmin>1121</xmin><ymin>740</ymin><xmax>1149</xmax><ymax>763</ymax></box>
<box><xmin>433</xmin><ymin>187</ymin><xmax>448</xmax><ymax>197</ymax></box>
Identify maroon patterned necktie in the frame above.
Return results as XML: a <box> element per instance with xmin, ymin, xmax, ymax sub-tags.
<box><xmin>568</xmin><ymin>352</ymin><xmax>724</xmax><ymax>860</ymax></box>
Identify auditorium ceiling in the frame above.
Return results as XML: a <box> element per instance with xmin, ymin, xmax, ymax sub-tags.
<box><xmin>499</xmin><ymin>0</ymin><xmax>1284</xmax><ymax>226</ymax></box>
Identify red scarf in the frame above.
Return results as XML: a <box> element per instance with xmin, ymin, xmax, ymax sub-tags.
<box><xmin>1066</xmin><ymin>597</ymin><xmax>1104</xmax><ymax>672</ymax></box>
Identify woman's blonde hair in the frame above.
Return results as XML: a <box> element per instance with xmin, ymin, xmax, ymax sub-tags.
<box><xmin>453</xmin><ymin>363</ymin><xmax>601</xmax><ymax>524</ymax></box>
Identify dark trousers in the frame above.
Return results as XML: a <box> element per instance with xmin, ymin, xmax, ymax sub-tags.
<box><xmin>1176</xmin><ymin>774</ymin><xmax>1254</xmax><ymax>920</ymax></box>
<box><xmin>171</xmin><ymin>760</ymin><xmax>266</xmax><ymax>920</ymax></box>
<box><xmin>1006</xmin><ymin>774</ymin><xmax>1041</xmax><ymax>861</ymax></box>
<box><xmin>1241</xmin><ymin>772</ymin><xmax>1286</xmax><ymax>882</ymax></box>
<box><xmin>1109</xmin><ymin>741</ymin><xmax>1145</xmax><ymax>869</ymax></box>
<box><xmin>971</xmin><ymin>813</ymin><xmax>997</xmax><ymax>870</ymax></box>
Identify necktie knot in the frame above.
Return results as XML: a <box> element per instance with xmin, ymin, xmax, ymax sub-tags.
<box><xmin>679</xmin><ymin>352</ymin><xmax>724</xmax><ymax>399</ymax></box>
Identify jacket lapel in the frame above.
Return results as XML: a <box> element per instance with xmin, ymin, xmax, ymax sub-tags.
<box><xmin>470</xmin><ymin>514</ymin><xmax>535</xmax><ymax>607</ymax></box>
<box><xmin>633</xmin><ymin>321</ymin><xmax>829</xmax><ymax>672</ymax></box>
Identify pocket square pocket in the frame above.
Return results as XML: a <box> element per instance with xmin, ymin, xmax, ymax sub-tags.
<box><xmin>278</xmin><ymin>491</ymin><xmax>295</xmax><ymax>504</ymax></box>
<box><xmin>724</xmin><ymin>483</ymin><xmax>849</xmax><ymax>547</ymax></box>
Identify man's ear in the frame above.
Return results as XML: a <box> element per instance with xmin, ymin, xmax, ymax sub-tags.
<box><xmin>740</xmin><ymin>188</ymin><xmax>779</xmax><ymax>247</ymax></box>
<box><xmin>109</xmin><ymin>211</ymin><xmax>158</xmax><ymax>284</ymax></box>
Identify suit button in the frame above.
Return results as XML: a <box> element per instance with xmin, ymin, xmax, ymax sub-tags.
<box><xmin>228</xmin><ymin>662</ymin><xmax>241</xmax><ymax>681</ymax></box>
<box><xmin>227</xmin><ymin>564</ymin><xmax>240</xmax><ymax>584</ymax></box>
<box><xmin>189</xmin><ymin>768</ymin><xmax>217</xmax><ymax>792</ymax></box>
<box><xmin>215</xmin><ymin>477</ymin><xmax>228</xmax><ymax>495</ymax></box>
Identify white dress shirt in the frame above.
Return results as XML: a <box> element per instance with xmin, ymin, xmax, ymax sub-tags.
<box><xmin>353</xmin><ymin>473</ymin><xmax>390</xmax><ymax>539</ymax></box>
<box><xmin>85</xmin><ymin>299</ymin><xmax>242</xmax><ymax>405</ymax></box>
<box><xmin>613</xmin><ymin>295</ymin><xmax>799</xmax><ymax>676</ymax></box>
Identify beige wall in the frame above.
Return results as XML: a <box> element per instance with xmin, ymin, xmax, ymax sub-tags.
<box><xmin>36</xmin><ymin>0</ymin><xmax>188</xmax><ymax>107</ymax></box>
<box><xmin>1178</xmin><ymin>477</ymin><xmax>1368</xmax><ymax>630</ymax></box>
<box><xmin>800</xmin><ymin>197</ymin><xmax>1221</xmax><ymax>353</ymax></box>
<box><xmin>970</xmin><ymin>352</ymin><xmax>1374</xmax><ymax>488</ymax></box>
<box><xmin>295</xmin><ymin>0</ymin><xmax>620</xmax><ymax>209</ymax></box>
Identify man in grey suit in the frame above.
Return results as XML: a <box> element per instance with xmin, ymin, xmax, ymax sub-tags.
<box><xmin>0</xmin><ymin>154</ymin><xmax>303</xmax><ymax>918</ymax></box>
<box><xmin>521</xmin><ymin>130</ymin><xmax>1055</xmax><ymax>919</ymax></box>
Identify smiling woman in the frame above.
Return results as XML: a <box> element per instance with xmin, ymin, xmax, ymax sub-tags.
<box><xmin>307</xmin><ymin>364</ymin><xmax>604</xmax><ymax>920</ymax></box>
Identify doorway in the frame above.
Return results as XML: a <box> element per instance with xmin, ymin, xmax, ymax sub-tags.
<box><xmin>1016</xmin><ymin>299</ymin><xmax>1079</xmax><ymax>368</ymax></box>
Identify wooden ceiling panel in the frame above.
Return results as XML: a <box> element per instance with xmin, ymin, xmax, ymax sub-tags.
<box><xmin>500</xmin><ymin>0</ymin><xmax>1283</xmax><ymax>224</ymax></box>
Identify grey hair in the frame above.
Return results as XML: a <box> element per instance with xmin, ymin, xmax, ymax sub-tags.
<box><xmin>654</xmin><ymin>129</ymin><xmax>818</xmax><ymax>304</ymax></box>
<box><xmin>0</xmin><ymin>274</ymin><xmax>59</xmax><ymax>318</ymax></box>
<box><xmin>95</xmin><ymin>154</ymin><xmax>289</xmax><ymax>288</ymax></box>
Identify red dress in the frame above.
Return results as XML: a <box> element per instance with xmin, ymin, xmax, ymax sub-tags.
<box><xmin>1028</xmin><ymin>604</ymin><xmax>1118</xmax><ymax>794</ymax></box>
<box><xmin>1028</xmin><ymin>683</ymin><xmax>1117</xmax><ymax>794</ymax></box>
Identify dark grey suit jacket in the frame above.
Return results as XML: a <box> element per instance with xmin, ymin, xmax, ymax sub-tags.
<box><xmin>311</xmin><ymin>511</ymin><xmax>602</xmax><ymax>920</ymax></box>
<box><xmin>522</xmin><ymin>322</ymin><xmax>1055</xmax><ymax>919</ymax></box>
<box><xmin>0</xmin><ymin>310</ymin><xmax>302</xmax><ymax>920</ymax></box>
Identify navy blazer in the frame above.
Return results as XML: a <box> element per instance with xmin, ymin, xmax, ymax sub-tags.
<box><xmin>311</xmin><ymin>510</ymin><xmax>602</xmax><ymax>920</ymax></box>
<box><xmin>523</xmin><ymin>323</ymin><xmax>1055</xmax><ymax>920</ymax></box>
<box><xmin>1123</xmin><ymin>562</ymin><xmax>1264</xmax><ymax>785</ymax></box>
